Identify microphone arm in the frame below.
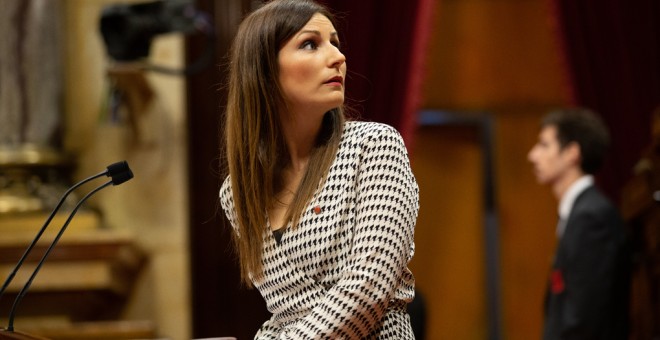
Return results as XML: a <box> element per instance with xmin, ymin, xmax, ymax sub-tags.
<box><xmin>6</xmin><ymin>166</ymin><xmax>133</xmax><ymax>331</ymax></box>
<box><xmin>0</xmin><ymin>161</ymin><xmax>131</xmax><ymax>301</ymax></box>
<box><xmin>6</xmin><ymin>180</ymin><xmax>111</xmax><ymax>331</ymax></box>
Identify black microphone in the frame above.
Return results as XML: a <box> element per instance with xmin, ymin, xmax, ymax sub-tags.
<box><xmin>4</xmin><ymin>162</ymin><xmax>133</xmax><ymax>331</ymax></box>
<box><xmin>0</xmin><ymin>161</ymin><xmax>132</xmax><ymax>301</ymax></box>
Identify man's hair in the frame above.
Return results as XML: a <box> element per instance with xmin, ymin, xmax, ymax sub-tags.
<box><xmin>542</xmin><ymin>107</ymin><xmax>611</xmax><ymax>174</ymax></box>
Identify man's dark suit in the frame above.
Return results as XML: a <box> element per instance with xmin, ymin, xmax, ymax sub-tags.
<box><xmin>543</xmin><ymin>186</ymin><xmax>631</xmax><ymax>340</ymax></box>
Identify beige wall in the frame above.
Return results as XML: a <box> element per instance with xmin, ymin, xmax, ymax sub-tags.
<box><xmin>63</xmin><ymin>1</ymin><xmax>190</xmax><ymax>339</ymax></box>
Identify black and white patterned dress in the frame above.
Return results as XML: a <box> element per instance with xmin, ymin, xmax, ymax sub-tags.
<box><xmin>220</xmin><ymin>121</ymin><xmax>419</xmax><ymax>339</ymax></box>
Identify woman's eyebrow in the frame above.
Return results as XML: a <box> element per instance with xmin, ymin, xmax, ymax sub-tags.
<box><xmin>297</xmin><ymin>30</ymin><xmax>338</xmax><ymax>38</ymax></box>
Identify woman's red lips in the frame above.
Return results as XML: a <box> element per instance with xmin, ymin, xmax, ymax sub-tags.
<box><xmin>325</xmin><ymin>76</ymin><xmax>343</xmax><ymax>85</ymax></box>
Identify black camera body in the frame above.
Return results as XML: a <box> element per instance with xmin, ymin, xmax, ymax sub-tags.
<box><xmin>100</xmin><ymin>0</ymin><xmax>197</xmax><ymax>61</ymax></box>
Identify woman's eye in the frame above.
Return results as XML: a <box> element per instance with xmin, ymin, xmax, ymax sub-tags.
<box><xmin>301</xmin><ymin>40</ymin><xmax>317</xmax><ymax>50</ymax></box>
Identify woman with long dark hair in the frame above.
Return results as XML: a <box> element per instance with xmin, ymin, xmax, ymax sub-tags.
<box><xmin>220</xmin><ymin>1</ymin><xmax>419</xmax><ymax>337</ymax></box>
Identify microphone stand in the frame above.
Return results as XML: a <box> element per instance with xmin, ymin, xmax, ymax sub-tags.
<box><xmin>5</xmin><ymin>180</ymin><xmax>113</xmax><ymax>331</ymax></box>
<box><xmin>0</xmin><ymin>170</ymin><xmax>107</xmax><ymax>300</ymax></box>
<box><xmin>0</xmin><ymin>160</ymin><xmax>132</xmax><ymax>333</ymax></box>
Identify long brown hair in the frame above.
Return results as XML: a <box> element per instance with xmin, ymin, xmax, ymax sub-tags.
<box><xmin>224</xmin><ymin>0</ymin><xmax>345</xmax><ymax>285</ymax></box>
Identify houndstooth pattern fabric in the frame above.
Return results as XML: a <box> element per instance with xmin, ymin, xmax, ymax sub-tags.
<box><xmin>220</xmin><ymin>121</ymin><xmax>419</xmax><ymax>339</ymax></box>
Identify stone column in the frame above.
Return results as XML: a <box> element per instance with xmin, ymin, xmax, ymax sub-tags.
<box><xmin>0</xmin><ymin>0</ymin><xmax>63</xmax><ymax>147</ymax></box>
<box><xmin>0</xmin><ymin>0</ymin><xmax>66</xmax><ymax>213</ymax></box>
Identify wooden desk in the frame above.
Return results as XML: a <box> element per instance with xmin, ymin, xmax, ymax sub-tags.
<box><xmin>4</xmin><ymin>320</ymin><xmax>156</xmax><ymax>340</ymax></box>
<box><xmin>0</xmin><ymin>329</ymin><xmax>49</xmax><ymax>340</ymax></box>
<box><xmin>0</xmin><ymin>225</ymin><xmax>146</xmax><ymax>324</ymax></box>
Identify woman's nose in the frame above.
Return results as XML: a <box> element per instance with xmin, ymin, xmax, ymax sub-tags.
<box><xmin>329</xmin><ymin>47</ymin><xmax>346</xmax><ymax>69</ymax></box>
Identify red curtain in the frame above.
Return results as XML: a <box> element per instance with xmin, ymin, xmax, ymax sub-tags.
<box><xmin>319</xmin><ymin>0</ymin><xmax>435</xmax><ymax>148</ymax></box>
<box><xmin>550</xmin><ymin>0</ymin><xmax>660</xmax><ymax>203</ymax></box>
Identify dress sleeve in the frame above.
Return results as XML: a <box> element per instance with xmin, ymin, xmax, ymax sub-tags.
<box><xmin>219</xmin><ymin>175</ymin><xmax>239</xmax><ymax>232</ymax></box>
<box><xmin>281</xmin><ymin>125</ymin><xmax>419</xmax><ymax>339</ymax></box>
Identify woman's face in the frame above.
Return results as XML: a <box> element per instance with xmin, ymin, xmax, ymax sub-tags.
<box><xmin>278</xmin><ymin>13</ymin><xmax>346</xmax><ymax>116</ymax></box>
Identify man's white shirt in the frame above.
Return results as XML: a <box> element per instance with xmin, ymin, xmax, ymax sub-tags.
<box><xmin>557</xmin><ymin>175</ymin><xmax>594</xmax><ymax>238</ymax></box>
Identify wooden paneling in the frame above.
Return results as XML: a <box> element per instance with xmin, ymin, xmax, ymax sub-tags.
<box><xmin>0</xmin><ymin>228</ymin><xmax>145</xmax><ymax>325</ymax></box>
<box><xmin>422</xmin><ymin>0</ymin><xmax>569</xmax><ymax>109</ymax></box>
<box><xmin>410</xmin><ymin>125</ymin><xmax>487</xmax><ymax>340</ymax></box>
<box><xmin>494</xmin><ymin>108</ymin><xmax>558</xmax><ymax>340</ymax></box>
<box><xmin>417</xmin><ymin>0</ymin><xmax>570</xmax><ymax>339</ymax></box>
